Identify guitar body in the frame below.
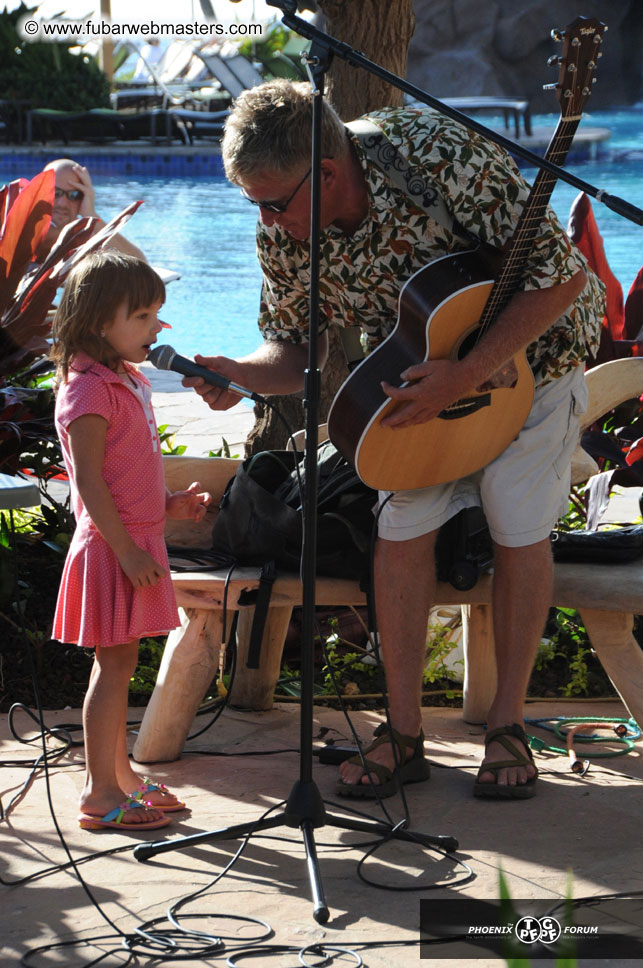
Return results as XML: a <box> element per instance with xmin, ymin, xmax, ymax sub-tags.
<box><xmin>328</xmin><ymin>249</ymin><xmax>535</xmax><ymax>491</ymax></box>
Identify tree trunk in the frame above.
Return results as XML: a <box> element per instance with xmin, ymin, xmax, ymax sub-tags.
<box><xmin>244</xmin><ymin>0</ymin><xmax>416</xmax><ymax>456</ymax></box>
<box><xmin>318</xmin><ymin>0</ymin><xmax>416</xmax><ymax>120</ymax></box>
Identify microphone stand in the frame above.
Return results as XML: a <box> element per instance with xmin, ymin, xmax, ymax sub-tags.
<box><xmin>134</xmin><ymin>7</ymin><xmax>458</xmax><ymax>925</ymax></box>
<box><xmin>134</xmin><ymin>1</ymin><xmax>641</xmax><ymax>924</ymax></box>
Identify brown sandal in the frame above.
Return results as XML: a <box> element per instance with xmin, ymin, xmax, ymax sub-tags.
<box><xmin>335</xmin><ymin>728</ymin><xmax>431</xmax><ymax>799</ymax></box>
<box><xmin>473</xmin><ymin>723</ymin><xmax>538</xmax><ymax>800</ymax></box>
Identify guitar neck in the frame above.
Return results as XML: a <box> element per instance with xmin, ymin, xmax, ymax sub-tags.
<box><xmin>479</xmin><ymin>114</ymin><xmax>582</xmax><ymax>330</ymax></box>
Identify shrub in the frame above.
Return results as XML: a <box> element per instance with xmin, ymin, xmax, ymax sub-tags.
<box><xmin>0</xmin><ymin>4</ymin><xmax>110</xmax><ymax>111</ymax></box>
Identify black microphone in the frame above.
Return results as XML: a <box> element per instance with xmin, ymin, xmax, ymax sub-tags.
<box><xmin>147</xmin><ymin>344</ymin><xmax>263</xmax><ymax>402</ymax></box>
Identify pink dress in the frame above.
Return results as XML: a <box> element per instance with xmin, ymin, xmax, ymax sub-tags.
<box><xmin>52</xmin><ymin>353</ymin><xmax>180</xmax><ymax>648</ymax></box>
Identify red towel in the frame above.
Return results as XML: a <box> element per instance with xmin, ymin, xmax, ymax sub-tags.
<box><xmin>568</xmin><ymin>192</ymin><xmax>625</xmax><ymax>360</ymax></box>
<box><xmin>624</xmin><ymin>266</ymin><xmax>643</xmax><ymax>343</ymax></box>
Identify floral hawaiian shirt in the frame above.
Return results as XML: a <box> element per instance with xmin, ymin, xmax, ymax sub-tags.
<box><xmin>255</xmin><ymin>107</ymin><xmax>605</xmax><ymax>388</ymax></box>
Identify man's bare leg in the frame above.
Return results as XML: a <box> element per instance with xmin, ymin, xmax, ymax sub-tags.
<box><xmin>476</xmin><ymin>538</ymin><xmax>552</xmax><ymax>790</ymax></box>
<box><xmin>339</xmin><ymin>531</ymin><xmax>437</xmax><ymax>788</ymax></box>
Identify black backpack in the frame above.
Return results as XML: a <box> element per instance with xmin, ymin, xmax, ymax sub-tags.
<box><xmin>171</xmin><ymin>441</ymin><xmax>492</xmax><ymax>670</ymax></box>
<box><xmin>210</xmin><ymin>441</ymin><xmax>376</xmax><ymax>589</ymax></box>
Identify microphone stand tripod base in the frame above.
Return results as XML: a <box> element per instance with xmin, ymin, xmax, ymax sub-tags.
<box><xmin>133</xmin><ymin>779</ymin><xmax>459</xmax><ymax>925</ymax></box>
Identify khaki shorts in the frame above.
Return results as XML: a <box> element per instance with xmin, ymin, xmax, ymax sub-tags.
<box><xmin>376</xmin><ymin>365</ymin><xmax>588</xmax><ymax>548</ymax></box>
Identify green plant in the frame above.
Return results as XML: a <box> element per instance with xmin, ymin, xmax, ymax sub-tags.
<box><xmin>319</xmin><ymin>615</ymin><xmax>381</xmax><ymax>695</ymax></box>
<box><xmin>559</xmin><ymin>484</ymin><xmax>588</xmax><ymax>530</ymax></box>
<box><xmin>498</xmin><ymin>867</ymin><xmax>577</xmax><ymax>966</ymax></box>
<box><xmin>129</xmin><ymin>636</ymin><xmax>167</xmax><ymax>700</ymax></box>
<box><xmin>207</xmin><ymin>438</ymin><xmax>239</xmax><ymax>458</ymax></box>
<box><xmin>551</xmin><ymin>608</ymin><xmax>591</xmax><ymax>697</ymax></box>
<box><xmin>531</xmin><ymin>607</ymin><xmax>615</xmax><ymax>700</ymax></box>
<box><xmin>0</xmin><ymin>514</ymin><xmax>15</xmax><ymax>606</ymax></box>
<box><xmin>424</xmin><ymin>619</ymin><xmax>463</xmax><ymax>695</ymax></box>
<box><xmin>0</xmin><ymin>5</ymin><xmax>110</xmax><ymax>111</ymax></box>
<box><xmin>534</xmin><ymin>635</ymin><xmax>557</xmax><ymax>672</ymax></box>
<box><xmin>157</xmin><ymin>424</ymin><xmax>187</xmax><ymax>456</ymax></box>
<box><xmin>238</xmin><ymin>23</ymin><xmax>307</xmax><ymax>80</ymax></box>
<box><xmin>0</xmin><ymin>359</ymin><xmax>74</xmax><ymax>550</ymax></box>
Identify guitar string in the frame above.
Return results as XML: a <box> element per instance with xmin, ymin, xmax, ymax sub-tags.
<box><xmin>475</xmin><ymin>123</ymin><xmax>579</xmax><ymax>336</ymax></box>
<box><xmin>442</xmin><ymin>26</ymin><xmax>602</xmax><ymax>413</ymax></box>
<box><xmin>444</xmin><ymin>114</ymin><xmax>584</xmax><ymax>411</ymax></box>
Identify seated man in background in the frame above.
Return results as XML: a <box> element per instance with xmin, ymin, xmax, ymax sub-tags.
<box><xmin>36</xmin><ymin>158</ymin><xmax>146</xmax><ymax>262</ymax></box>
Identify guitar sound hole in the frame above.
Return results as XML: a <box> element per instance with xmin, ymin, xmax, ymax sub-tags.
<box><xmin>456</xmin><ymin>328</ymin><xmax>480</xmax><ymax>360</ymax></box>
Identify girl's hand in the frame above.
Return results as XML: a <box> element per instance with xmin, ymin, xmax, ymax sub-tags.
<box><xmin>166</xmin><ymin>481</ymin><xmax>212</xmax><ymax>522</ymax></box>
<box><xmin>119</xmin><ymin>546</ymin><xmax>168</xmax><ymax>588</ymax></box>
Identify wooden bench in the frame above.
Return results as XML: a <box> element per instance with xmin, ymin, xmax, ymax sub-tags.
<box><xmin>133</xmin><ymin>360</ymin><xmax>643</xmax><ymax>763</ymax></box>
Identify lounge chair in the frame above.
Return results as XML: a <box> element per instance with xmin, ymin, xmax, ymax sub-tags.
<box><xmin>166</xmin><ymin>107</ymin><xmax>229</xmax><ymax>145</ymax></box>
<box><xmin>112</xmin><ymin>40</ymin><xmax>210</xmax><ymax>111</ymax></box>
<box><xmin>260</xmin><ymin>50</ymin><xmax>307</xmax><ymax>81</ymax></box>
<box><xmin>26</xmin><ymin>107</ymin><xmax>168</xmax><ymax>146</ymax></box>
<box><xmin>197</xmin><ymin>52</ymin><xmax>264</xmax><ymax>99</ymax></box>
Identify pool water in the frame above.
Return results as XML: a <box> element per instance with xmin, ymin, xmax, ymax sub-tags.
<box><xmin>2</xmin><ymin>106</ymin><xmax>642</xmax><ymax>360</ymax></box>
<box><xmin>532</xmin><ymin>107</ymin><xmax>643</xmax><ymax>312</ymax></box>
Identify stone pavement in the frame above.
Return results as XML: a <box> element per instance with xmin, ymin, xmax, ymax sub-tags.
<box><xmin>1</xmin><ymin>699</ymin><xmax>641</xmax><ymax>967</ymax></box>
<box><xmin>3</xmin><ymin>365</ymin><xmax>642</xmax><ymax>966</ymax></box>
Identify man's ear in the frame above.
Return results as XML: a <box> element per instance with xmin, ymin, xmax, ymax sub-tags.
<box><xmin>320</xmin><ymin>158</ymin><xmax>339</xmax><ymax>187</ymax></box>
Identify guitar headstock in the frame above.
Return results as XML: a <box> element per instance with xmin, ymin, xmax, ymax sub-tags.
<box><xmin>546</xmin><ymin>16</ymin><xmax>606</xmax><ymax>119</ymax></box>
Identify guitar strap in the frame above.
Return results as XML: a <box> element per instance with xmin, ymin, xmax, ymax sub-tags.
<box><xmin>346</xmin><ymin>118</ymin><xmax>479</xmax><ymax>244</ymax></box>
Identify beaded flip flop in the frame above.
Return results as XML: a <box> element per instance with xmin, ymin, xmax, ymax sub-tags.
<box><xmin>130</xmin><ymin>777</ymin><xmax>187</xmax><ymax>812</ymax></box>
<box><xmin>78</xmin><ymin>795</ymin><xmax>171</xmax><ymax>831</ymax></box>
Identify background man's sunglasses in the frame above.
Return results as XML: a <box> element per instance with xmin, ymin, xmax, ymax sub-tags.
<box><xmin>241</xmin><ymin>168</ymin><xmax>311</xmax><ymax>214</ymax></box>
<box><xmin>54</xmin><ymin>188</ymin><xmax>84</xmax><ymax>202</ymax></box>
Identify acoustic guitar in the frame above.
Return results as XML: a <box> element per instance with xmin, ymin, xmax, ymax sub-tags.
<box><xmin>328</xmin><ymin>16</ymin><xmax>605</xmax><ymax>491</ymax></box>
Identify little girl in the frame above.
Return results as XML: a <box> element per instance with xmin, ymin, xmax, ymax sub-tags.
<box><xmin>51</xmin><ymin>251</ymin><xmax>211</xmax><ymax>831</ymax></box>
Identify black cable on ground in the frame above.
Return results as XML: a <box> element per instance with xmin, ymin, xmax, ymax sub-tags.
<box><xmin>15</xmin><ymin>415</ymin><xmax>640</xmax><ymax>962</ymax></box>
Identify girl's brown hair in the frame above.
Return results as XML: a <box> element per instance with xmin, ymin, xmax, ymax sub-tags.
<box><xmin>51</xmin><ymin>250</ymin><xmax>165</xmax><ymax>381</ymax></box>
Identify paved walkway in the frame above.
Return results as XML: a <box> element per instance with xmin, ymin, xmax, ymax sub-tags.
<box><xmin>4</xmin><ymin>363</ymin><xmax>642</xmax><ymax>965</ymax></box>
<box><xmin>2</xmin><ymin>699</ymin><xmax>641</xmax><ymax>966</ymax></box>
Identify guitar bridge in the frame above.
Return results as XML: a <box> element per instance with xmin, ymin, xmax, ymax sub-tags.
<box><xmin>438</xmin><ymin>394</ymin><xmax>491</xmax><ymax>420</ymax></box>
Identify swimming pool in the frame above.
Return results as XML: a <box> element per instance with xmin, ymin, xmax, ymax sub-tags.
<box><xmin>2</xmin><ymin>105</ymin><xmax>642</xmax><ymax>360</ymax></box>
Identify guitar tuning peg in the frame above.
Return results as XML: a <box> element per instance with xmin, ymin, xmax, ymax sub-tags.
<box><xmin>550</xmin><ymin>27</ymin><xmax>564</xmax><ymax>41</ymax></box>
<box><xmin>547</xmin><ymin>54</ymin><xmax>562</xmax><ymax>66</ymax></box>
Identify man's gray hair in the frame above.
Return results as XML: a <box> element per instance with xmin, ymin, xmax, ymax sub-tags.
<box><xmin>222</xmin><ymin>79</ymin><xmax>348</xmax><ymax>182</ymax></box>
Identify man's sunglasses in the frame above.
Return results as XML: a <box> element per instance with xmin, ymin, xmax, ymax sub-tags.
<box><xmin>240</xmin><ymin>167</ymin><xmax>311</xmax><ymax>214</ymax></box>
<box><xmin>54</xmin><ymin>188</ymin><xmax>84</xmax><ymax>202</ymax></box>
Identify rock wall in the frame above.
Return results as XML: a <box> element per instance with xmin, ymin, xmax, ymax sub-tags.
<box><xmin>407</xmin><ymin>0</ymin><xmax>642</xmax><ymax>111</ymax></box>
